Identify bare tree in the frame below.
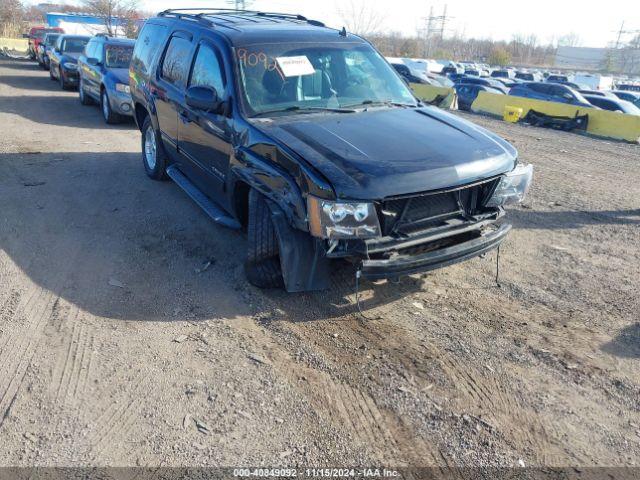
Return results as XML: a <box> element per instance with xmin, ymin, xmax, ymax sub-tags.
<box><xmin>557</xmin><ymin>33</ymin><xmax>582</xmax><ymax>48</ymax></box>
<box><xmin>0</xmin><ymin>0</ymin><xmax>24</xmax><ymax>37</ymax></box>
<box><xmin>336</xmin><ymin>0</ymin><xmax>383</xmax><ymax>37</ymax></box>
<box><xmin>79</xmin><ymin>0</ymin><xmax>140</xmax><ymax>36</ymax></box>
<box><xmin>225</xmin><ymin>0</ymin><xmax>254</xmax><ymax>9</ymax></box>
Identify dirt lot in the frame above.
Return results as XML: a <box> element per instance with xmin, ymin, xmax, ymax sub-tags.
<box><xmin>0</xmin><ymin>57</ymin><xmax>639</xmax><ymax>470</ymax></box>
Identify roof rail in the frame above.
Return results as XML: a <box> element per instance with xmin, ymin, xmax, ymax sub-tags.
<box><xmin>158</xmin><ymin>8</ymin><xmax>325</xmax><ymax>28</ymax></box>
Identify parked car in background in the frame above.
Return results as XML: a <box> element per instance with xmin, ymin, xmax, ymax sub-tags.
<box><xmin>577</xmin><ymin>89</ymin><xmax>618</xmax><ymax>99</ymax></box>
<box><xmin>546</xmin><ymin>74</ymin><xmax>570</xmax><ymax>83</ymax></box>
<box><xmin>515</xmin><ymin>71</ymin><xmax>542</xmax><ymax>82</ymax></box>
<box><xmin>509</xmin><ymin>82</ymin><xmax>593</xmax><ymax>107</ymax></box>
<box><xmin>493</xmin><ymin>77</ymin><xmax>521</xmax><ymax>88</ymax></box>
<box><xmin>574</xmin><ymin>73</ymin><xmax>613</xmax><ymax>91</ymax></box>
<box><xmin>78</xmin><ymin>35</ymin><xmax>135</xmax><ymax>123</ymax></box>
<box><xmin>129</xmin><ymin>9</ymin><xmax>530</xmax><ymax>291</ymax></box>
<box><xmin>27</xmin><ymin>26</ymin><xmax>64</xmax><ymax>59</ymax></box>
<box><xmin>491</xmin><ymin>69</ymin><xmax>515</xmax><ymax>79</ymax></box>
<box><xmin>454</xmin><ymin>76</ymin><xmax>509</xmax><ymax>94</ymax></box>
<box><xmin>36</xmin><ymin>33</ymin><xmax>62</xmax><ymax>69</ymax></box>
<box><xmin>391</xmin><ymin>63</ymin><xmax>430</xmax><ymax>85</ymax></box>
<box><xmin>611</xmin><ymin>90</ymin><xmax>640</xmax><ymax>107</ymax></box>
<box><xmin>455</xmin><ymin>84</ymin><xmax>504</xmax><ymax>111</ymax></box>
<box><xmin>442</xmin><ymin>65</ymin><xmax>464</xmax><ymax>76</ymax></box>
<box><xmin>428</xmin><ymin>74</ymin><xmax>454</xmax><ymax>88</ymax></box>
<box><xmin>49</xmin><ymin>35</ymin><xmax>91</xmax><ymax>90</ymax></box>
<box><xmin>583</xmin><ymin>95</ymin><xmax>640</xmax><ymax>115</ymax></box>
<box><xmin>552</xmin><ymin>80</ymin><xmax>587</xmax><ymax>90</ymax></box>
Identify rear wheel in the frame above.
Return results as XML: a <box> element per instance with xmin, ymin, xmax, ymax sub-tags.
<box><xmin>245</xmin><ymin>189</ymin><xmax>284</xmax><ymax>289</ymax></box>
<box><xmin>141</xmin><ymin>115</ymin><xmax>168</xmax><ymax>181</ymax></box>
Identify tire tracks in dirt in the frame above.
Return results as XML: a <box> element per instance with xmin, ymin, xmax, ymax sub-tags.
<box><xmin>50</xmin><ymin>304</ymin><xmax>96</xmax><ymax>406</ymax></box>
<box><xmin>229</xmin><ymin>314</ymin><xmax>445</xmax><ymax>467</ymax></box>
<box><xmin>0</xmin><ymin>284</ymin><xmax>57</xmax><ymax>427</ymax></box>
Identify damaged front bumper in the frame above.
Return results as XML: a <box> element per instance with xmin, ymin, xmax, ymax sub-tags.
<box><xmin>323</xmin><ymin>211</ymin><xmax>511</xmax><ymax>280</ymax></box>
<box><xmin>359</xmin><ymin>223</ymin><xmax>511</xmax><ymax>280</ymax></box>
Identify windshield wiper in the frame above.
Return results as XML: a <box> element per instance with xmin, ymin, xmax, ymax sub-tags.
<box><xmin>252</xmin><ymin>105</ymin><xmax>356</xmax><ymax>117</ymax></box>
<box><xmin>344</xmin><ymin>100</ymin><xmax>417</xmax><ymax>109</ymax></box>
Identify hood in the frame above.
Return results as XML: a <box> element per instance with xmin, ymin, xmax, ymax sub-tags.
<box><xmin>254</xmin><ymin>107</ymin><xmax>517</xmax><ymax>199</ymax></box>
<box><xmin>106</xmin><ymin>68</ymin><xmax>130</xmax><ymax>85</ymax></box>
<box><xmin>62</xmin><ymin>52</ymin><xmax>80</xmax><ymax>62</ymax></box>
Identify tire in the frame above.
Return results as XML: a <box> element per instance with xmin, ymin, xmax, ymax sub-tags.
<box><xmin>79</xmin><ymin>78</ymin><xmax>93</xmax><ymax>105</ymax></box>
<box><xmin>49</xmin><ymin>65</ymin><xmax>56</xmax><ymax>81</ymax></box>
<box><xmin>245</xmin><ymin>189</ymin><xmax>284</xmax><ymax>289</ymax></box>
<box><xmin>59</xmin><ymin>68</ymin><xmax>67</xmax><ymax>90</ymax></box>
<box><xmin>141</xmin><ymin>115</ymin><xmax>168</xmax><ymax>181</ymax></box>
<box><xmin>101</xmin><ymin>90</ymin><xmax>122</xmax><ymax>124</ymax></box>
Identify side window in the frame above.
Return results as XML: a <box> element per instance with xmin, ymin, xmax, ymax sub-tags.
<box><xmin>161</xmin><ymin>35</ymin><xmax>193</xmax><ymax>89</ymax></box>
<box><xmin>189</xmin><ymin>42</ymin><xmax>225</xmax><ymax>94</ymax></box>
<box><xmin>531</xmin><ymin>83</ymin><xmax>549</xmax><ymax>94</ymax></box>
<box><xmin>131</xmin><ymin>22</ymin><xmax>169</xmax><ymax>76</ymax></box>
<box><xmin>95</xmin><ymin>42</ymin><xmax>104</xmax><ymax>63</ymax></box>
<box><xmin>84</xmin><ymin>40</ymin><xmax>94</xmax><ymax>58</ymax></box>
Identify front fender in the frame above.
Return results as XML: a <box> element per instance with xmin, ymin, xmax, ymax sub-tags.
<box><xmin>230</xmin><ymin>146</ymin><xmax>307</xmax><ymax>230</ymax></box>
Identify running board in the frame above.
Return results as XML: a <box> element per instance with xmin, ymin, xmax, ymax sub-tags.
<box><xmin>166</xmin><ymin>165</ymin><xmax>241</xmax><ymax>230</ymax></box>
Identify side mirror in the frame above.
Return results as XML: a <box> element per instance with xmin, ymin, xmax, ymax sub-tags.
<box><xmin>186</xmin><ymin>86</ymin><xmax>224</xmax><ymax>114</ymax></box>
<box><xmin>87</xmin><ymin>58</ymin><xmax>100</xmax><ymax>66</ymax></box>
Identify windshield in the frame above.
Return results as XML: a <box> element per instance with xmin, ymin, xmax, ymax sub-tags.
<box><xmin>236</xmin><ymin>42</ymin><xmax>417</xmax><ymax>116</ymax></box>
<box><xmin>62</xmin><ymin>38</ymin><xmax>88</xmax><ymax>53</ymax></box>
<box><xmin>45</xmin><ymin>35</ymin><xmax>60</xmax><ymax>46</ymax></box>
<box><xmin>106</xmin><ymin>46</ymin><xmax>134</xmax><ymax>69</ymax></box>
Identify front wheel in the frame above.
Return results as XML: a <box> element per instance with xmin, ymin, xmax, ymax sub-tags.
<box><xmin>245</xmin><ymin>189</ymin><xmax>284</xmax><ymax>289</ymax></box>
<box><xmin>101</xmin><ymin>90</ymin><xmax>122</xmax><ymax>124</ymax></box>
<box><xmin>59</xmin><ymin>68</ymin><xmax>68</xmax><ymax>90</ymax></box>
<box><xmin>79</xmin><ymin>78</ymin><xmax>93</xmax><ymax>105</ymax></box>
<box><xmin>141</xmin><ymin>115</ymin><xmax>168</xmax><ymax>181</ymax></box>
<box><xmin>49</xmin><ymin>65</ymin><xmax>56</xmax><ymax>81</ymax></box>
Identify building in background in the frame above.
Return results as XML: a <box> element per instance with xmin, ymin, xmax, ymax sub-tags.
<box><xmin>45</xmin><ymin>13</ymin><xmax>117</xmax><ymax>35</ymax></box>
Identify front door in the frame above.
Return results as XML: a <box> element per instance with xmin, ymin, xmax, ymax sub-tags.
<box><xmin>154</xmin><ymin>31</ymin><xmax>194</xmax><ymax>159</ymax></box>
<box><xmin>178</xmin><ymin>40</ymin><xmax>232</xmax><ymax>198</ymax></box>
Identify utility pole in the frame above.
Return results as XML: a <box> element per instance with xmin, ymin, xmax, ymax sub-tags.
<box><xmin>421</xmin><ymin>4</ymin><xmax>451</xmax><ymax>57</ymax></box>
<box><xmin>615</xmin><ymin>21</ymin><xmax>625</xmax><ymax>49</ymax></box>
<box><xmin>440</xmin><ymin>4</ymin><xmax>447</xmax><ymax>41</ymax></box>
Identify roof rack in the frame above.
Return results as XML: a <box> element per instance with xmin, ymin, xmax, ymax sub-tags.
<box><xmin>158</xmin><ymin>8</ymin><xmax>325</xmax><ymax>28</ymax></box>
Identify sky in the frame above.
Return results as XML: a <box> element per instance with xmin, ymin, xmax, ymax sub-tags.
<box><xmin>30</xmin><ymin>0</ymin><xmax>640</xmax><ymax>48</ymax></box>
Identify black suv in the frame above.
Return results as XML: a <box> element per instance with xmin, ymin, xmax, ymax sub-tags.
<box><xmin>130</xmin><ymin>9</ymin><xmax>532</xmax><ymax>292</ymax></box>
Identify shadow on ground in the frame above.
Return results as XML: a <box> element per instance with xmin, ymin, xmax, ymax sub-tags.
<box><xmin>0</xmin><ymin>151</ymin><xmax>420</xmax><ymax>323</ymax></box>
<box><xmin>509</xmin><ymin>207</ymin><xmax>640</xmax><ymax>230</ymax></box>
<box><xmin>601</xmin><ymin>323</ymin><xmax>640</xmax><ymax>359</ymax></box>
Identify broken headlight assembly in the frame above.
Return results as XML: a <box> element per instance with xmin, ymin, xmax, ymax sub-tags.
<box><xmin>486</xmin><ymin>163</ymin><xmax>533</xmax><ymax>207</ymax></box>
<box><xmin>307</xmin><ymin>196</ymin><xmax>381</xmax><ymax>239</ymax></box>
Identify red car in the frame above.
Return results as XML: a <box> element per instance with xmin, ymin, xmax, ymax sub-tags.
<box><xmin>27</xmin><ymin>26</ymin><xmax>64</xmax><ymax>59</ymax></box>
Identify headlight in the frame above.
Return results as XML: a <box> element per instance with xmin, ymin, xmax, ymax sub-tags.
<box><xmin>62</xmin><ymin>62</ymin><xmax>78</xmax><ymax>70</ymax></box>
<box><xmin>116</xmin><ymin>83</ymin><xmax>131</xmax><ymax>94</ymax></box>
<box><xmin>486</xmin><ymin>163</ymin><xmax>533</xmax><ymax>207</ymax></box>
<box><xmin>308</xmin><ymin>197</ymin><xmax>381</xmax><ymax>239</ymax></box>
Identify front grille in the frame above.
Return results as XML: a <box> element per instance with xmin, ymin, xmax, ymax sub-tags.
<box><xmin>379</xmin><ymin>178</ymin><xmax>499</xmax><ymax>236</ymax></box>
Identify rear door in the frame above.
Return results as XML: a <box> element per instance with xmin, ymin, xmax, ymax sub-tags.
<box><xmin>154</xmin><ymin>31</ymin><xmax>194</xmax><ymax>159</ymax></box>
<box><xmin>178</xmin><ymin>38</ymin><xmax>231</xmax><ymax>198</ymax></box>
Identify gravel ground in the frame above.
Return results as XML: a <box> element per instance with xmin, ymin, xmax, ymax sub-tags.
<box><xmin>0</xmin><ymin>57</ymin><xmax>639</xmax><ymax>469</ymax></box>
